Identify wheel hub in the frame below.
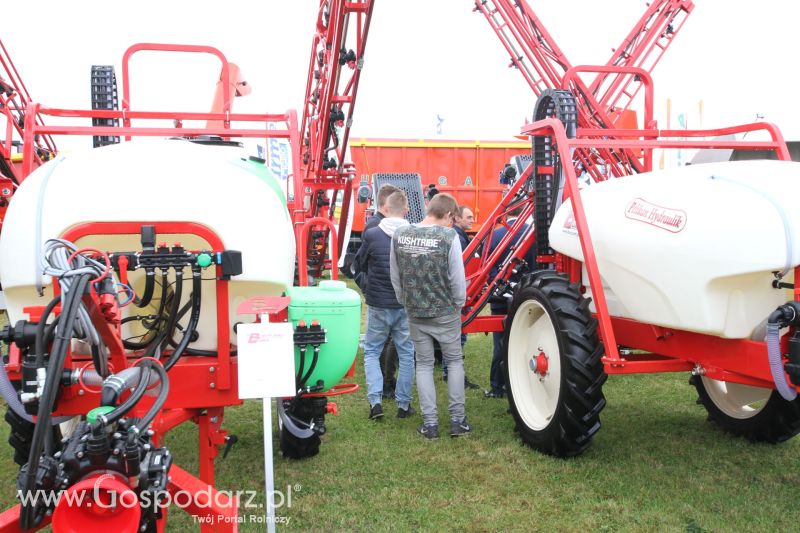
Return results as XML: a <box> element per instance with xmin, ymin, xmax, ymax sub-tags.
<box><xmin>529</xmin><ymin>350</ymin><xmax>549</xmax><ymax>377</ymax></box>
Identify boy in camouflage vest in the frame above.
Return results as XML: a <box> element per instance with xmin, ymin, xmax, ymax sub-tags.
<box><xmin>390</xmin><ymin>193</ymin><xmax>472</xmax><ymax>439</ymax></box>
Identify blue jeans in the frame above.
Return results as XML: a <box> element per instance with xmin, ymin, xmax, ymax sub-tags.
<box><xmin>363</xmin><ymin>306</ymin><xmax>415</xmax><ymax>409</ymax></box>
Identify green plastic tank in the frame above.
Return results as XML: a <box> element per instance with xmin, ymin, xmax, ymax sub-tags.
<box><xmin>285</xmin><ymin>280</ymin><xmax>361</xmax><ymax>390</ymax></box>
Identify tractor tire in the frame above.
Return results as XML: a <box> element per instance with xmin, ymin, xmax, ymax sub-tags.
<box><xmin>691</xmin><ymin>375</ymin><xmax>800</xmax><ymax>443</ymax></box>
<box><xmin>503</xmin><ymin>271</ymin><xmax>607</xmax><ymax>457</ymax></box>
<box><xmin>277</xmin><ymin>399</ymin><xmax>321</xmax><ymax>459</ymax></box>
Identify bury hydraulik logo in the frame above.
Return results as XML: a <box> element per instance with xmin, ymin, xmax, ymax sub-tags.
<box><xmin>624</xmin><ymin>198</ymin><xmax>687</xmax><ymax>233</ymax></box>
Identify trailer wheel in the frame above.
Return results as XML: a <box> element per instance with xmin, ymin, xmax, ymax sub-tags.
<box><xmin>503</xmin><ymin>271</ymin><xmax>607</xmax><ymax>457</ymax></box>
<box><xmin>692</xmin><ymin>375</ymin><xmax>800</xmax><ymax>442</ymax></box>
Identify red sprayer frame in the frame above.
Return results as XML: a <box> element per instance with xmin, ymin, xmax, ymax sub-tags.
<box><xmin>474</xmin><ymin>0</ymin><xmax>693</xmax><ymax>180</ymax></box>
<box><xmin>297</xmin><ymin>0</ymin><xmax>374</xmax><ymax>279</ymax></box>
<box><xmin>0</xmin><ymin>38</ymin><xmax>56</xmax><ymax>184</ymax></box>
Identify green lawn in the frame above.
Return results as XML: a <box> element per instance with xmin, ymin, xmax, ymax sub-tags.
<box><xmin>2</xmin><ymin>306</ymin><xmax>800</xmax><ymax>531</ymax></box>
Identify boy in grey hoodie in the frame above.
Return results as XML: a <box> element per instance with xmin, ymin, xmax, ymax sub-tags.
<box><xmin>390</xmin><ymin>193</ymin><xmax>470</xmax><ymax>439</ymax></box>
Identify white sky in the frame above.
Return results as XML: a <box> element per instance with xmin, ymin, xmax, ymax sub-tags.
<box><xmin>3</xmin><ymin>0</ymin><xmax>799</xmax><ymax>154</ymax></box>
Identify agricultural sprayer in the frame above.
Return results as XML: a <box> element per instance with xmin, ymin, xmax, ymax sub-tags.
<box><xmin>0</xmin><ymin>0</ymin><xmax>373</xmax><ymax>530</ymax></box>
<box><xmin>450</xmin><ymin>0</ymin><xmax>800</xmax><ymax>457</ymax></box>
<box><xmin>462</xmin><ymin>88</ymin><xmax>800</xmax><ymax>457</ymax></box>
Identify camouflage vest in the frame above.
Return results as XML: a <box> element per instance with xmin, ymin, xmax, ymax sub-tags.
<box><xmin>393</xmin><ymin>224</ymin><xmax>457</xmax><ymax>318</ymax></box>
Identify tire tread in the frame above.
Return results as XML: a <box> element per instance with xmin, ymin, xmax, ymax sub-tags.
<box><xmin>504</xmin><ymin>270</ymin><xmax>607</xmax><ymax>457</ymax></box>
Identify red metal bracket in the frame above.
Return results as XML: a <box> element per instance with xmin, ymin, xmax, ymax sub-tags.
<box><xmin>237</xmin><ymin>296</ymin><xmax>291</xmax><ymax>323</ymax></box>
<box><xmin>167</xmin><ymin>464</ymin><xmax>238</xmax><ymax>533</ymax></box>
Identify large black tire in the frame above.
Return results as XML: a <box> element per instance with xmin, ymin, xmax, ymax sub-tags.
<box><xmin>277</xmin><ymin>399</ymin><xmax>321</xmax><ymax>459</ymax></box>
<box><xmin>503</xmin><ymin>271</ymin><xmax>606</xmax><ymax>457</ymax></box>
<box><xmin>691</xmin><ymin>375</ymin><xmax>800</xmax><ymax>443</ymax></box>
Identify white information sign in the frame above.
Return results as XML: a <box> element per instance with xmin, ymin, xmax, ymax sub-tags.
<box><xmin>236</xmin><ymin>322</ymin><xmax>296</xmax><ymax>399</ymax></box>
<box><xmin>237</xmin><ymin>320</ymin><xmax>297</xmax><ymax>533</ymax></box>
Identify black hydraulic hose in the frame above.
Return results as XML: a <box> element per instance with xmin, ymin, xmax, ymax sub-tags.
<box><xmin>143</xmin><ymin>331</ymin><xmax>168</xmax><ymax>359</ymax></box>
<box><xmin>164</xmin><ymin>269</ymin><xmax>202</xmax><ymax>371</ymax></box>
<box><xmin>131</xmin><ymin>361</ymin><xmax>169</xmax><ymax>435</ymax></box>
<box><xmin>154</xmin><ymin>269</ymin><xmax>170</xmax><ymax>325</ymax></box>
<box><xmin>167</xmin><ymin>297</ymin><xmax>240</xmax><ymax>356</ymax></box>
<box><xmin>165</xmin><ymin>297</ymin><xmax>194</xmax><ymax>348</ymax></box>
<box><xmin>300</xmin><ymin>345</ymin><xmax>320</xmax><ymax>387</ymax></box>
<box><xmin>42</xmin><ymin>316</ymin><xmax>60</xmax><ymax>354</ymax></box>
<box><xmin>21</xmin><ymin>273</ymin><xmax>89</xmax><ymax>529</ymax></box>
<box><xmin>90</xmin><ymin>344</ymin><xmax>109</xmax><ymax>379</ymax></box>
<box><xmin>134</xmin><ymin>268</ymin><xmax>156</xmax><ymax>308</ymax></box>
<box><xmin>33</xmin><ymin>294</ymin><xmax>61</xmax><ymax>367</ymax></box>
<box><xmin>184</xmin><ymin>347</ymin><xmax>237</xmax><ymax>357</ymax></box>
<box><xmin>296</xmin><ymin>345</ymin><xmax>307</xmax><ymax>387</ymax></box>
<box><xmin>97</xmin><ymin>362</ymin><xmax>153</xmax><ymax>427</ymax></box>
<box><xmin>99</xmin><ymin>366</ymin><xmax>153</xmax><ymax>407</ymax></box>
<box><xmin>171</xmin><ymin>317</ymin><xmax>238</xmax><ymax>357</ymax></box>
<box><xmin>125</xmin><ymin>293</ymin><xmax>192</xmax><ymax>352</ymax></box>
<box><xmin>160</xmin><ymin>269</ymin><xmax>183</xmax><ymax>352</ymax></box>
<box><xmin>121</xmin><ymin>315</ymin><xmax>159</xmax><ymax>350</ymax></box>
<box><xmin>136</xmin><ymin>270</ymin><xmax>179</xmax><ymax>359</ymax></box>
<box><xmin>122</xmin><ymin>269</ymin><xmax>170</xmax><ymax>351</ymax></box>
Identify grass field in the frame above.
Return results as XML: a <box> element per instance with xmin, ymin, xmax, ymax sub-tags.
<box><xmin>2</xmin><ymin>299</ymin><xmax>800</xmax><ymax>531</ymax></box>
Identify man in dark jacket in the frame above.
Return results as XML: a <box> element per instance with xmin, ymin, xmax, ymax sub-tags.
<box><xmin>355</xmin><ymin>183</ymin><xmax>402</xmax><ymax>288</ymax></box>
<box><xmin>453</xmin><ymin>205</ymin><xmax>474</xmax><ymax>251</ymax></box>
<box><xmin>355</xmin><ymin>191</ymin><xmax>416</xmax><ymax>420</ymax></box>
<box><xmin>354</xmin><ymin>183</ymin><xmax>402</xmax><ymax>398</ymax></box>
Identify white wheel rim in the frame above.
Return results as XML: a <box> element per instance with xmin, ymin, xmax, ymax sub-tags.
<box><xmin>507</xmin><ymin>299</ymin><xmax>561</xmax><ymax>430</ymax></box>
<box><xmin>701</xmin><ymin>376</ymin><xmax>771</xmax><ymax>419</ymax></box>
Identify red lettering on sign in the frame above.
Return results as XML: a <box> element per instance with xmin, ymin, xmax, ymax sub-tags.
<box><xmin>624</xmin><ymin>198</ymin><xmax>687</xmax><ymax>233</ymax></box>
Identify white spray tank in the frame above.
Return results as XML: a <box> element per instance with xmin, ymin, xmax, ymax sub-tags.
<box><xmin>0</xmin><ymin>138</ymin><xmax>295</xmax><ymax>350</ymax></box>
<box><xmin>549</xmin><ymin>160</ymin><xmax>800</xmax><ymax>339</ymax></box>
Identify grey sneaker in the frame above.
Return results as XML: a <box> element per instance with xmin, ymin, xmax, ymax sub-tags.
<box><xmin>450</xmin><ymin>417</ymin><xmax>472</xmax><ymax>437</ymax></box>
<box><xmin>369</xmin><ymin>403</ymin><xmax>384</xmax><ymax>420</ymax></box>
<box><xmin>397</xmin><ymin>406</ymin><xmax>416</xmax><ymax>419</ymax></box>
<box><xmin>418</xmin><ymin>423</ymin><xmax>439</xmax><ymax>440</ymax></box>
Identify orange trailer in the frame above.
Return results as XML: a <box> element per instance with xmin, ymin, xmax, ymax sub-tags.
<box><xmin>348</xmin><ymin>138</ymin><xmax>528</xmax><ymax>232</ymax></box>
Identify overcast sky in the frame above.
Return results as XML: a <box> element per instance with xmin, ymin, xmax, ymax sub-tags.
<box><xmin>3</xmin><ymin>1</ymin><xmax>798</xmax><ymax>153</ymax></box>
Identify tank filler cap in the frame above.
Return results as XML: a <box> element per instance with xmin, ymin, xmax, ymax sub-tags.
<box><xmin>319</xmin><ymin>280</ymin><xmax>346</xmax><ymax>291</ymax></box>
